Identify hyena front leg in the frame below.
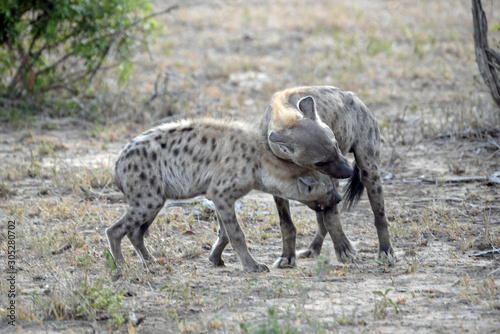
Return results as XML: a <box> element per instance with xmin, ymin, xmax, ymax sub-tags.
<box><xmin>272</xmin><ymin>196</ymin><xmax>298</xmax><ymax>268</ymax></box>
<box><xmin>296</xmin><ymin>210</ymin><xmax>327</xmax><ymax>259</ymax></box>
<box><xmin>212</xmin><ymin>198</ymin><xmax>269</xmax><ymax>273</ymax></box>
<box><xmin>297</xmin><ymin>206</ymin><xmax>356</xmax><ymax>262</ymax></box>
<box><xmin>355</xmin><ymin>151</ymin><xmax>395</xmax><ymax>262</ymax></box>
<box><xmin>320</xmin><ymin>206</ymin><xmax>357</xmax><ymax>262</ymax></box>
<box><xmin>209</xmin><ymin>212</ymin><xmax>229</xmax><ymax>267</ymax></box>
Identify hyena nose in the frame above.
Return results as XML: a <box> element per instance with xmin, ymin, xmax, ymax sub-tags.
<box><xmin>328</xmin><ymin>188</ymin><xmax>342</xmax><ymax>204</ymax></box>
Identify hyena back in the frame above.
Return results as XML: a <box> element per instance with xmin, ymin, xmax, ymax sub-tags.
<box><xmin>260</xmin><ymin>86</ymin><xmax>394</xmax><ymax>266</ymax></box>
<box><xmin>106</xmin><ymin>117</ymin><xmax>340</xmax><ymax>274</ymax></box>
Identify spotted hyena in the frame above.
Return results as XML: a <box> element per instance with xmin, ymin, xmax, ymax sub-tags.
<box><xmin>260</xmin><ymin>86</ymin><xmax>395</xmax><ymax>268</ymax></box>
<box><xmin>106</xmin><ymin>112</ymin><xmax>344</xmax><ymax>275</ymax></box>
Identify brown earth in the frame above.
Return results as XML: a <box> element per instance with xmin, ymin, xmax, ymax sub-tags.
<box><xmin>1</xmin><ymin>0</ymin><xmax>500</xmax><ymax>333</ymax></box>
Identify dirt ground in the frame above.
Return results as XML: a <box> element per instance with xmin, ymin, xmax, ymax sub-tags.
<box><xmin>1</xmin><ymin>0</ymin><xmax>500</xmax><ymax>333</ymax></box>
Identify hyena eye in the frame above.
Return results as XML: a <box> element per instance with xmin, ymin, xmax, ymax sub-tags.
<box><xmin>314</xmin><ymin>161</ymin><xmax>329</xmax><ymax>168</ymax></box>
<box><xmin>278</xmin><ymin>145</ymin><xmax>293</xmax><ymax>155</ymax></box>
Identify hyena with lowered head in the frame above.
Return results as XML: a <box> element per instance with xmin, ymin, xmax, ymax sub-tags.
<box><xmin>106</xmin><ymin>112</ymin><xmax>342</xmax><ymax>274</ymax></box>
<box><xmin>260</xmin><ymin>86</ymin><xmax>395</xmax><ymax>268</ymax></box>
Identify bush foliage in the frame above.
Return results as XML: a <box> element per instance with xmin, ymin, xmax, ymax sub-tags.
<box><xmin>0</xmin><ymin>0</ymin><xmax>165</xmax><ymax>117</ymax></box>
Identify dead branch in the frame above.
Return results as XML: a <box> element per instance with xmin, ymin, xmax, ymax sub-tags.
<box><xmin>51</xmin><ymin>243</ymin><xmax>72</xmax><ymax>255</ymax></box>
<box><xmin>472</xmin><ymin>0</ymin><xmax>500</xmax><ymax>108</ymax></box>
<box><xmin>412</xmin><ymin>197</ymin><xmax>464</xmax><ymax>203</ymax></box>
<box><xmin>420</xmin><ymin>173</ymin><xmax>500</xmax><ymax>185</ymax></box>
<box><xmin>79</xmin><ymin>186</ymin><xmax>124</xmax><ymax>203</ymax></box>
<box><xmin>469</xmin><ymin>248</ymin><xmax>500</xmax><ymax>257</ymax></box>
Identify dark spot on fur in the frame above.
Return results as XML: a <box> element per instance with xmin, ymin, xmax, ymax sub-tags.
<box><xmin>137</xmin><ymin>193</ymin><xmax>142</xmax><ymax>198</ymax></box>
<box><xmin>144</xmin><ymin>130</ymin><xmax>153</xmax><ymax>136</ymax></box>
<box><xmin>134</xmin><ymin>164</ymin><xmax>138</xmax><ymax>172</ymax></box>
<box><xmin>150</xmin><ymin>176</ymin><xmax>155</xmax><ymax>187</ymax></box>
<box><xmin>380</xmin><ymin>211</ymin><xmax>385</xmax><ymax>217</ymax></box>
<box><xmin>240</xmin><ymin>143</ymin><xmax>246</xmax><ymax>150</ymax></box>
<box><xmin>142</xmin><ymin>147</ymin><xmax>148</xmax><ymax>158</ymax></box>
<box><xmin>362</xmin><ymin>170</ymin><xmax>368</xmax><ymax>178</ymax></box>
<box><xmin>142</xmin><ymin>213</ymin><xmax>147</xmax><ymax>218</ymax></box>
<box><xmin>214</xmin><ymin>153</ymin><xmax>219</xmax><ymax>162</ymax></box>
<box><xmin>251</xmin><ymin>147</ymin><xmax>256</xmax><ymax>154</ymax></box>
<box><xmin>140</xmin><ymin>172</ymin><xmax>146</xmax><ymax>180</ymax></box>
<box><xmin>183</xmin><ymin>145</ymin><xmax>189</xmax><ymax>153</ymax></box>
<box><xmin>161</xmin><ymin>143</ymin><xmax>167</xmax><ymax>149</ymax></box>
<box><xmin>181</xmin><ymin>127</ymin><xmax>193</xmax><ymax>132</ymax></box>
<box><xmin>152</xmin><ymin>152</ymin><xmax>157</xmax><ymax>161</ymax></box>
<box><xmin>205</xmin><ymin>158</ymin><xmax>211</xmax><ymax>165</ymax></box>
<box><xmin>147</xmin><ymin>192</ymin><xmax>152</xmax><ymax>197</ymax></box>
<box><xmin>134</xmin><ymin>201</ymin><xmax>140</xmax><ymax>207</ymax></box>
<box><xmin>147</xmin><ymin>162</ymin><xmax>152</xmax><ymax>169</ymax></box>
<box><xmin>147</xmin><ymin>203</ymin><xmax>153</xmax><ymax>209</ymax></box>
<box><xmin>201</xmin><ymin>136</ymin><xmax>207</xmax><ymax>144</ymax></box>
<box><xmin>169</xmin><ymin>128</ymin><xmax>176</xmax><ymax>133</ymax></box>
<box><xmin>155</xmin><ymin>135</ymin><xmax>162</xmax><ymax>141</ymax></box>
<box><xmin>377</xmin><ymin>186</ymin><xmax>382</xmax><ymax>194</ymax></box>
<box><xmin>373</xmin><ymin>175</ymin><xmax>379</xmax><ymax>181</ymax></box>
<box><xmin>173</xmin><ymin>148</ymin><xmax>179</xmax><ymax>156</ymax></box>
<box><xmin>177</xmin><ymin>138</ymin><xmax>182</xmax><ymax>145</ymax></box>
<box><xmin>156</xmin><ymin>203</ymin><xmax>163</xmax><ymax>209</ymax></box>
<box><xmin>225</xmin><ymin>157</ymin><xmax>230</xmax><ymax>163</ymax></box>
<box><xmin>218</xmin><ymin>204</ymin><xmax>226</xmax><ymax>211</ymax></box>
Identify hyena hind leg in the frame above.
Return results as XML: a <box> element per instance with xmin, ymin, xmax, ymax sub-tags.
<box><xmin>106</xmin><ymin>204</ymin><xmax>162</xmax><ymax>268</ymax></box>
<box><xmin>127</xmin><ymin>216</ymin><xmax>159</xmax><ymax>266</ymax></box>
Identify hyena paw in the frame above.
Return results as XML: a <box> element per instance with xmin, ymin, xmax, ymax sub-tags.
<box><xmin>272</xmin><ymin>256</ymin><xmax>297</xmax><ymax>269</ymax></box>
<box><xmin>297</xmin><ymin>248</ymin><xmax>321</xmax><ymax>259</ymax></box>
<box><xmin>244</xmin><ymin>263</ymin><xmax>270</xmax><ymax>273</ymax></box>
<box><xmin>209</xmin><ymin>256</ymin><xmax>225</xmax><ymax>267</ymax></box>
<box><xmin>110</xmin><ymin>268</ymin><xmax>123</xmax><ymax>282</ymax></box>
<box><xmin>334</xmin><ymin>238</ymin><xmax>357</xmax><ymax>263</ymax></box>
<box><xmin>378</xmin><ymin>247</ymin><xmax>396</xmax><ymax>264</ymax></box>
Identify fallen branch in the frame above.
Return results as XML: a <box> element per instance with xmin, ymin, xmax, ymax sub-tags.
<box><xmin>51</xmin><ymin>243</ymin><xmax>72</xmax><ymax>255</ymax></box>
<box><xmin>469</xmin><ymin>248</ymin><xmax>500</xmax><ymax>257</ymax></box>
<box><xmin>80</xmin><ymin>186</ymin><xmax>124</xmax><ymax>203</ymax></box>
<box><xmin>412</xmin><ymin>197</ymin><xmax>464</xmax><ymax>203</ymax></box>
<box><xmin>420</xmin><ymin>172</ymin><xmax>500</xmax><ymax>185</ymax></box>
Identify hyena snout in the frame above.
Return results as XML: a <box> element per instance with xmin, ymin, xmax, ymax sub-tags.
<box><xmin>316</xmin><ymin>156</ymin><xmax>353</xmax><ymax>179</ymax></box>
<box><xmin>304</xmin><ymin>187</ymin><xmax>342</xmax><ymax>212</ymax></box>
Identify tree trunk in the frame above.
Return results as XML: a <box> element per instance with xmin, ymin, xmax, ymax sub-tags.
<box><xmin>472</xmin><ymin>0</ymin><xmax>500</xmax><ymax>109</ymax></box>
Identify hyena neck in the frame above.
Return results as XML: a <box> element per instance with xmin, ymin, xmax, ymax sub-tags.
<box><xmin>253</xmin><ymin>139</ymin><xmax>308</xmax><ymax>199</ymax></box>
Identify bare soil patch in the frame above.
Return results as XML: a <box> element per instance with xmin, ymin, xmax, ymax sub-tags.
<box><xmin>1</xmin><ymin>0</ymin><xmax>499</xmax><ymax>333</ymax></box>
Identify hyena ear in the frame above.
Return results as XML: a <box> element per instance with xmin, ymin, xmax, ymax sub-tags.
<box><xmin>298</xmin><ymin>176</ymin><xmax>321</xmax><ymax>197</ymax></box>
<box><xmin>268</xmin><ymin>130</ymin><xmax>289</xmax><ymax>144</ymax></box>
<box><xmin>269</xmin><ymin>130</ymin><xmax>295</xmax><ymax>157</ymax></box>
<box><xmin>298</xmin><ymin>96</ymin><xmax>318</xmax><ymax>120</ymax></box>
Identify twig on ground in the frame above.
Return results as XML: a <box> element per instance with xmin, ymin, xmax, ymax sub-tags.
<box><xmin>469</xmin><ymin>248</ymin><xmax>500</xmax><ymax>257</ymax></box>
<box><xmin>51</xmin><ymin>243</ymin><xmax>72</xmax><ymax>255</ymax></box>
<box><xmin>412</xmin><ymin>197</ymin><xmax>464</xmax><ymax>203</ymax></box>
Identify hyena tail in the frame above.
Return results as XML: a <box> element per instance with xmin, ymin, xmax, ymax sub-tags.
<box><xmin>342</xmin><ymin>164</ymin><xmax>364</xmax><ymax>211</ymax></box>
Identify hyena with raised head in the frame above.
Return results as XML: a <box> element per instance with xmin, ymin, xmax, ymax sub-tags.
<box><xmin>260</xmin><ymin>86</ymin><xmax>395</xmax><ymax>268</ymax></box>
<box><xmin>106</xmin><ymin>105</ymin><xmax>342</xmax><ymax>274</ymax></box>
